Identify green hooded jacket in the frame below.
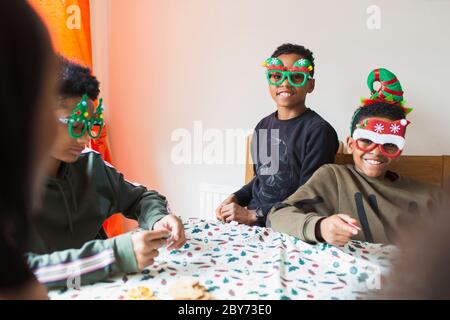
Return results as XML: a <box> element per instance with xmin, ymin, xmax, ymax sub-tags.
<box><xmin>25</xmin><ymin>149</ymin><xmax>169</xmax><ymax>289</ymax></box>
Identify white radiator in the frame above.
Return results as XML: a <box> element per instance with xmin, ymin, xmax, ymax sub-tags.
<box><xmin>199</xmin><ymin>183</ymin><xmax>239</xmax><ymax>220</ymax></box>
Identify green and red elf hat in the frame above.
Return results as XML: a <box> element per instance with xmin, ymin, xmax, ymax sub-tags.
<box><xmin>361</xmin><ymin>68</ymin><xmax>413</xmax><ymax>115</ymax></box>
<box><xmin>350</xmin><ymin>68</ymin><xmax>413</xmax><ymax>135</ymax></box>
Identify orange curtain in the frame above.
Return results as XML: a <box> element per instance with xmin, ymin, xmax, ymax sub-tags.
<box><xmin>29</xmin><ymin>0</ymin><xmax>134</xmax><ymax>237</ymax></box>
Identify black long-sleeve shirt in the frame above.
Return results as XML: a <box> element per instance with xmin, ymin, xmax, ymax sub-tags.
<box><xmin>234</xmin><ymin>109</ymin><xmax>338</xmax><ymax>226</ymax></box>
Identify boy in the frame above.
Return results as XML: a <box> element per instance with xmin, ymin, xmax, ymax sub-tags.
<box><xmin>216</xmin><ymin>43</ymin><xmax>339</xmax><ymax>226</ymax></box>
<box><xmin>25</xmin><ymin>57</ymin><xmax>186</xmax><ymax>289</ymax></box>
<box><xmin>267</xmin><ymin>68</ymin><xmax>447</xmax><ymax>245</ymax></box>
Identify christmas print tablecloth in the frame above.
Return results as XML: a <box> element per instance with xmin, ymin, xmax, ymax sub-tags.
<box><xmin>48</xmin><ymin>218</ymin><xmax>397</xmax><ymax>300</ymax></box>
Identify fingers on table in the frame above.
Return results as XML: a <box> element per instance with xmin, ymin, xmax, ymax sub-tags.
<box><xmin>145</xmin><ymin>229</ymin><xmax>171</xmax><ymax>241</ymax></box>
<box><xmin>168</xmin><ymin>230</ymin><xmax>186</xmax><ymax>250</ymax></box>
<box><xmin>334</xmin><ymin>218</ymin><xmax>358</xmax><ymax>235</ymax></box>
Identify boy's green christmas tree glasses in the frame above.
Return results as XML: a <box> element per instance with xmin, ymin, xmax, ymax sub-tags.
<box><xmin>58</xmin><ymin>94</ymin><xmax>104</xmax><ymax>139</ymax></box>
<box><xmin>263</xmin><ymin>57</ymin><xmax>314</xmax><ymax>87</ymax></box>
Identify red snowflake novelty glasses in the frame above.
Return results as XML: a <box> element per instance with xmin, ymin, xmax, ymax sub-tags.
<box><xmin>352</xmin><ymin>118</ymin><xmax>410</xmax><ymax>158</ymax></box>
<box><xmin>355</xmin><ymin>139</ymin><xmax>401</xmax><ymax>158</ymax></box>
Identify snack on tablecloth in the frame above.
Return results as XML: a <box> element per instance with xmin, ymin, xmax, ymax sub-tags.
<box><xmin>127</xmin><ymin>286</ymin><xmax>158</xmax><ymax>300</ymax></box>
<box><xmin>168</xmin><ymin>279</ymin><xmax>212</xmax><ymax>300</ymax></box>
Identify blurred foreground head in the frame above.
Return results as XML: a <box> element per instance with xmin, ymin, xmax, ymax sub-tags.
<box><xmin>379</xmin><ymin>188</ymin><xmax>450</xmax><ymax>299</ymax></box>
<box><xmin>0</xmin><ymin>0</ymin><xmax>56</xmax><ymax>244</ymax></box>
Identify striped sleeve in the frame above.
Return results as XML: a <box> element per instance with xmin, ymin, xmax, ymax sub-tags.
<box><xmin>25</xmin><ymin>233</ymin><xmax>138</xmax><ymax>289</ymax></box>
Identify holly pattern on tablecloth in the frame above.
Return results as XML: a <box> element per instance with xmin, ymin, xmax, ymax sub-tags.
<box><xmin>49</xmin><ymin>218</ymin><xmax>396</xmax><ymax>300</ymax></box>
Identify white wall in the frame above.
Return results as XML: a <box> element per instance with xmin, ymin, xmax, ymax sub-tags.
<box><xmin>92</xmin><ymin>0</ymin><xmax>450</xmax><ymax>219</ymax></box>
<box><xmin>90</xmin><ymin>0</ymin><xmax>112</xmax><ymax>151</ymax></box>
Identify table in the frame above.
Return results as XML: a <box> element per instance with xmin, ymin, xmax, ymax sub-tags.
<box><xmin>49</xmin><ymin>218</ymin><xmax>396</xmax><ymax>300</ymax></box>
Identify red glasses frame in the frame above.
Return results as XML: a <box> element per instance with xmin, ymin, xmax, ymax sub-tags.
<box><xmin>355</xmin><ymin>139</ymin><xmax>402</xmax><ymax>158</ymax></box>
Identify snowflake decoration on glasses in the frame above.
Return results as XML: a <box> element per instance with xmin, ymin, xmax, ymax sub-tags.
<box><xmin>374</xmin><ymin>123</ymin><xmax>384</xmax><ymax>133</ymax></box>
<box><xmin>390</xmin><ymin>123</ymin><xmax>401</xmax><ymax>134</ymax></box>
<box><xmin>269</xmin><ymin>58</ymin><xmax>280</xmax><ymax>65</ymax></box>
<box><xmin>297</xmin><ymin>58</ymin><xmax>307</xmax><ymax>66</ymax></box>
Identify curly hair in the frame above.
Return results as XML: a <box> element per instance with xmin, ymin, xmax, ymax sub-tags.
<box><xmin>58</xmin><ymin>56</ymin><xmax>100</xmax><ymax>100</ymax></box>
<box><xmin>271</xmin><ymin>43</ymin><xmax>315</xmax><ymax>77</ymax></box>
<box><xmin>350</xmin><ymin>102</ymin><xmax>406</xmax><ymax>135</ymax></box>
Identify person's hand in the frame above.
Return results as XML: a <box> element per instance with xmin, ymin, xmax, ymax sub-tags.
<box><xmin>131</xmin><ymin>229</ymin><xmax>170</xmax><ymax>271</ymax></box>
<box><xmin>318</xmin><ymin>214</ymin><xmax>359</xmax><ymax>246</ymax></box>
<box><xmin>153</xmin><ymin>214</ymin><xmax>186</xmax><ymax>250</ymax></box>
<box><xmin>219</xmin><ymin>202</ymin><xmax>257</xmax><ymax>225</ymax></box>
<box><xmin>215</xmin><ymin>194</ymin><xmax>238</xmax><ymax>221</ymax></box>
